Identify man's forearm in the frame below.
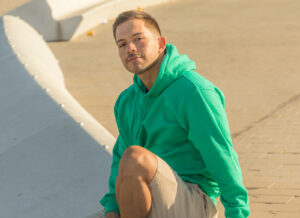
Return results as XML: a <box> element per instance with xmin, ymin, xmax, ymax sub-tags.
<box><xmin>105</xmin><ymin>211</ymin><xmax>120</xmax><ymax>218</ymax></box>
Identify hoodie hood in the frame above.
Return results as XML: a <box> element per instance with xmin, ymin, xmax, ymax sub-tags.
<box><xmin>133</xmin><ymin>43</ymin><xmax>196</xmax><ymax>96</ymax></box>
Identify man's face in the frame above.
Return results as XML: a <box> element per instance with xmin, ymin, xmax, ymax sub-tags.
<box><xmin>115</xmin><ymin>19</ymin><xmax>162</xmax><ymax>74</ymax></box>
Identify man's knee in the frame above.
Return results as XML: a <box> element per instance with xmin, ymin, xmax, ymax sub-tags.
<box><xmin>118</xmin><ymin>145</ymin><xmax>157</xmax><ymax>183</ymax></box>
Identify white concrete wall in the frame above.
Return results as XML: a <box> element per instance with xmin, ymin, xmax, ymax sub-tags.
<box><xmin>68</xmin><ymin>0</ymin><xmax>174</xmax><ymax>40</ymax></box>
<box><xmin>47</xmin><ymin>0</ymin><xmax>108</xmax><ymax>20</ymax></box>
<box><xmin>6</xmin><ymin>0</ymin><xmax>175</xmax><ymax>41</ymax></box>
<box><xmin>0</xmin><ymin>15</ymin><xmax>114</xmax><ymax>218</ymax></box>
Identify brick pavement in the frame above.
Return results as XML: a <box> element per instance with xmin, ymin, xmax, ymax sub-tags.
<box><xmin>216</xmin><ymin>94</ymin><xmax>300</xmax><ymax>217</ymax></box>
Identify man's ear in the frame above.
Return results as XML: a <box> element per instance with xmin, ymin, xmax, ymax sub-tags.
<box><xmin>158</xmin><ymin>36</ymin><xmax>166</xmax><ymax>55</ymax></box>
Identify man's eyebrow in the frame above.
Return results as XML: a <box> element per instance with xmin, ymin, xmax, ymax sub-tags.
<box><xmin>132</xmin><ymin>32</ymin><xmax>143</xmax><ymax>37</ymax></box>
<box><xmin>116</xmin><ymin>38</ymin><xmax>125</xmax><ymax>44</ymax></box>
<box><xmin>116</xmin><ymin>32</ymin><xmax>144</xmax><ymax>44</ymax></box>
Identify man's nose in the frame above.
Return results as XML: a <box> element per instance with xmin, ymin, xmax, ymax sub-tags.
<box><xmin>127</xmin><ymin>42</ymin><xmax>137</xmax><ymax>53</ymax></box>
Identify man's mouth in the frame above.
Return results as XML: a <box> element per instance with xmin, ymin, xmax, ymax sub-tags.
<box><xmin>127</xmin><ymin>54</ymin><xmax>141</xmax><ymax>62</ymax></box>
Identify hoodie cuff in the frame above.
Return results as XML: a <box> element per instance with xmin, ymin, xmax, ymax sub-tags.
<box><xmin>100</xmin><ymin>194</ymin><xmax>120</xmax><ymax>215</ymax></box>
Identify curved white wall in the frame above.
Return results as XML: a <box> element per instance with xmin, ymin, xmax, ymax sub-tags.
<box><xmin>0</xmin><ymin>15</ymin><xmax>114</xmax><ymax>218</ymax></box>
<box><xmin>6</xmin><ymin>0</ymin><xmax>174</xmax><ymax>41</ymax></box>
<box><xmin>47</xmin><ymin>0</ymin><xmax>108</xmax><ymax>20</ymax></box>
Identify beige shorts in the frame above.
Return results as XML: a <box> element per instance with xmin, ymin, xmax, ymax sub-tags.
<box><xmin>147</xmin><ymin>156</ymin><xmax>218</xmax><ymax>218</ymax></box>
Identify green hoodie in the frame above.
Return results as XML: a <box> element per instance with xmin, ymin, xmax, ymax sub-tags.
<box><xmin>100</xmin><ymin>44</ymin><xmax>250</xmax><ymax>218</ymax></box>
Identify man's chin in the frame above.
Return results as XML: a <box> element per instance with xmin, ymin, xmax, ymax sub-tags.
<box><xmin>127</xmin><ymin>66</ymin><xmax>146</xmax><ymax>75</ymax></box>
<box><xmin>131</xmin><ymin>70</ymin><xmax>145</xmax><ymax>75</ymax></box>
<box><xmin>127</xmin><ymin>57</ymin><xmax>159</xmax><ymax>75</ymax></box>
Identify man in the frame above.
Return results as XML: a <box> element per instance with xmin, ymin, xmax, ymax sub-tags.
<box><xmin>100</xmin><ymin>10</ymin><xmax>250</xmax><ymax>218</ymax></box>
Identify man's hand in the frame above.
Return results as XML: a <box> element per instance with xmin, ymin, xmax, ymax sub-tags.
<box><xmin>105</xmin><ymin>211</ymin><xmax>120</xmax><ymax>218</ymax></box>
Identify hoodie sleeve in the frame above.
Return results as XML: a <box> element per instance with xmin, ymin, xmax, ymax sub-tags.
<box><xmin>181</xmin><ymin>87</ymin><xmax>250</xmax><ymax>218</ymax></box>
<box><xmin>100</xmin><ymin>135</ymin><xmax>127</xmax><ymax>215</ymax></box>
<box><xmin>100</xmin><ymin>96</ymin><xmax>128</xmax><ymax>215</ymax></box>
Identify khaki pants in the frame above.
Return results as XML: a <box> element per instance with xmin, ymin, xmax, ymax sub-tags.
<box><xmin>148</xmin><ymin>156</ymin><xmax>218</xmax><ymax>218</ymax></box>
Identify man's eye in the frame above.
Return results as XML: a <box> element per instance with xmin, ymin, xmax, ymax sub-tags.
<box><xmin>119</xmin><ymin>43</ymin><xmax>126</xmax><ymax>48</ymax></box>
<box><xmin>136</xmin><ymin>37</ymin><xmax>143</xmax><ymax>41</ymax></box>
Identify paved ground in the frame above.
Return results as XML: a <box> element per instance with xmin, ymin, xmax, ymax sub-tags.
<box><xmin>1</xmin><ymin>0</ymin><xmax>300</xmax><ymax>217</ymax></box>
<box><xmin>232</xmin><ymin>94</ymin><xmax>300</xmax><ymax>217</ymax></box>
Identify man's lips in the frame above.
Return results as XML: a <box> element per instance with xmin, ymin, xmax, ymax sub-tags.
<box><xmin>127</xmin><ymin>55</ymin><xmax>141</xmax><ymax>62</ymax></box>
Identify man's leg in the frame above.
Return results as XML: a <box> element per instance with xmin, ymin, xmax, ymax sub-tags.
<box><xmin>116</xmin><ymin>145</ymin><xmax>157</xmax><ymax>218</ymax></box>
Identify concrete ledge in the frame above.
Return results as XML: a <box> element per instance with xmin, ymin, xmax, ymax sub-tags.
<box><xmin>67</xmin><ymin>0</ymin><xmax>173</xmax><ymax>40</ymax></box>
<box><xmin>7</xmin><ymin>0</ymin><xmax>58</xmax><ymax>41</ymax></box>
<box><xmin>6</xmin><ymin>0</ymin><xmax>175</xmax><ymax>41</ymax></box>
<box><xmin>0</xmin><ymin>15</ymin><xmax>114</xmax><ymax>218</ymax></box>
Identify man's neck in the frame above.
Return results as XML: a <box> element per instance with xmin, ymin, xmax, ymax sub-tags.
<box><xmin>137</xmin><ymin>53</ymin><xmax>165</xmax><ymax>91</ymax></box>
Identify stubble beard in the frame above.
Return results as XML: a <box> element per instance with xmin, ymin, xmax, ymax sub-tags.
<box><xmin>127</xmin><ymin>55</ymin><xmax>160</xmax><ymax>75</ymax></box>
